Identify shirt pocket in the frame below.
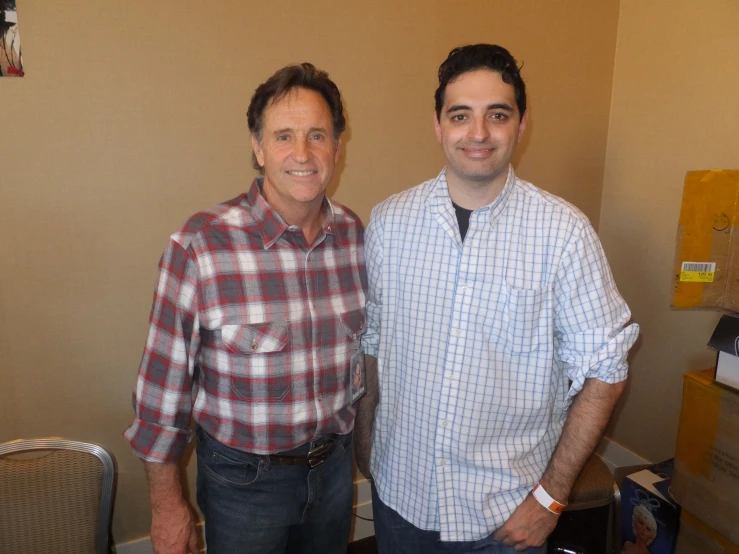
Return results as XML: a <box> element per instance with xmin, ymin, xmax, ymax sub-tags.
<box><xmin>220</xmin><ymin>321</ymin><xmax>291</xmax><ymax>402</ymax></box>
<box><xmin>339</xmin><ymin>308</ymin><xmax>367</xmax><ymax>341</ymax></box>
<box><xmin>502</xmin><ymin>283</ymin><xmax>550</xmax><ymax>354</ymax></box>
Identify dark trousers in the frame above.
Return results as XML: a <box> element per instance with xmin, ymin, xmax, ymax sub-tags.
<box><xmin>195</xmin><ymin>427</ymin><xmax>353</xmax><ymax>554</ymax></box>
<box><xmin>372</xmin><ymin>480</ymin><xmax>547</xmax><ymax>554</ymax></box>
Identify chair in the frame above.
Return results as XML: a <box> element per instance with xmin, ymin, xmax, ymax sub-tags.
<box><xmin>0</xmin><ymin>438</ymin><xmax>116</xmax><ymax>554</ymax></box>
<box><xmin>567</xmin><ymin>455</ymin><xmax>620</xmax><ymax>553</ymax></box>
<box><xmin>548</xmin><ymin>454</ymin><xmax>621</xmax><ymax>554</ymax></box>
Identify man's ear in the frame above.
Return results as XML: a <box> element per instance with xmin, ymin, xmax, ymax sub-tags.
<box><xmin>251</xmin><ymin>134</ymin><xmax>265</xmax><ymax>167</ymax></box>
<box><xmin>334</xmin><ymin>137</ymin><xmax>342</xmax><ymax>164</ymax></box>
<box><xmin>517</xmin><ymin>110</ymin><xmax>529</xmax><ymax>143</ymax></box>
<box><xmin>433</xmin><ymin>111</ymin><xmax>442</xmax><ymax>143</ymax></box>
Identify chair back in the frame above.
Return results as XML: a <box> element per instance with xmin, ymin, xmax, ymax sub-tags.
<box><xmin>566</xmin><ymin>454</ymin><xmax>615</xmax><ymax>510</ymax></box>
<box><xmin>0</xmin><ymin>438</ymin><xmax>115</xmax><ymax>554</ymax></box>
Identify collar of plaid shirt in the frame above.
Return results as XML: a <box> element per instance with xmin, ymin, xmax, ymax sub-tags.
<box><xmin>247</xmin><ymin>175</ymin><xmax>338</xmax><ymax>249</ymax></box>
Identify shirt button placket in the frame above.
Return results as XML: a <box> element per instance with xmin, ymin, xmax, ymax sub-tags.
<box><xmin>305</xmin><ymin>250</ymin><xmax>323</xmax><ymax>420</ymax></box>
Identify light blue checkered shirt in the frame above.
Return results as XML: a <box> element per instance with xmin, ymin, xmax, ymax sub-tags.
<box><xmin>363</xmin><ymin>166</ymin><xmax>639</xmax><ymax>542</ymax></box>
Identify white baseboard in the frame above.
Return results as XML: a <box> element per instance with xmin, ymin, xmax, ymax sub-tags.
<box><xmin>596</xmin><ymin>436</ymin><xmax>651</xmax><ymax>473</ymax></box>
<box><xmin>115</xmin><ymin>521</ymin><xmax>206</xmax><ymax>554</ymax></box>
<box><xmin>116</xmin><ymin>438</ymin><xmax>646</xmax><ymax>553</ymax></box>
<box><xmin>114</xmin><ymin>535</ymin><xmax>156</xmax><ymax>554</ymax></box>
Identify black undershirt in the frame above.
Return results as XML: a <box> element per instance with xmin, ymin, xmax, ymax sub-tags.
<box><xmin>452</xmin><ymin>202</ymin><xmax>473</xmax><ymax>241</ymax></box>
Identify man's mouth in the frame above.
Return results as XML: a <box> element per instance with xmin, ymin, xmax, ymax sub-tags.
<box><xmin>461</xmin><ymin>147</ymin><xmax>495</xmax><ymax>157</ymax></box>
<box><xmin>286</xmin><ymin>170</ymin><xmax>318</xmax><ymax>177</ymax></box>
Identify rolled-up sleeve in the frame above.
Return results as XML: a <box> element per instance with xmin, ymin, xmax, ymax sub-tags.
<box><xmin>123</xmin><ymin>238</ymin><xmax>201</xmax><ymax>463</ymax></box>
<box><xmin>553</xmin><ymin>221</ymin><xmax>639</xmax><ymax>408</ymax></box>
<box><xmin>362</xmin><ymin>207</ymin><xmax>384</xmax><ymax>358</ymax></box>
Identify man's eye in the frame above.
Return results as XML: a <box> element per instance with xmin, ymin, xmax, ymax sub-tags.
<box><xmin>311</xmin><ymin>133</ymin><xmax>324</xmax><ymax>140</ymax></box>
<box><xmin>451</xmin><ymin>114</ymin><xmax>466</xmax><ymax>121</ymax></box>
<box><xmin>277</xmin><ymin>135</ymin><xmax>289</xmax><ymax>141</ymax></box>
<box><xmin>490</xmin><ymin>113</ymin><xmax>508</xmax><ymax>121</ymax></box>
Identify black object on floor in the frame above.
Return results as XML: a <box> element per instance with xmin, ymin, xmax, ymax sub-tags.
<box><xmin>548</xmin><ymin>504</ymin><xmax>610</xmax><ymax>554</ymax></box>
<box><xmin>347</xmin><ymin>535</ymin><xmax>378</xmax><ymax>553</ymax></box>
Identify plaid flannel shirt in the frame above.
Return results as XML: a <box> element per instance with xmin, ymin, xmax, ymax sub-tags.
<box><xmin>124</xmin><ymin>178</ymin><xmax>367</xmax><ymax>462</ymax></box>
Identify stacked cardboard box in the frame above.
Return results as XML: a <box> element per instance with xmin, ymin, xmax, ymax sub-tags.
<box><xmin>676</xmin><ymin>511</ymin><xmax>739</xmax><ymax>554</ymax></box>
<box><xmin>672</xmin><ymin>170</ymin><xmax>739</xmax><ymax>390</ymax></box>
<box><xmin>671</xmin><ymin>171</ymin><xmax>739</xmax><ymax>551</ymax></box>
<box><xmin>672</xmin><ymin>170</ymin><xmax>739</xmax><ymax>311</ymax></box>
<box><xmin>671</xmin><ymin>370</ymin><xmax>739</xmax><ymax>552</ymax></box>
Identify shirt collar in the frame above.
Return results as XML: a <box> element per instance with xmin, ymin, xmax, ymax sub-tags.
<box><xmin>425</xmin><ymin>165</ymin><xmax>516</xmax><ymax>222</ymax></box>
<box><xmin>245</xmin><ymin>176</ymin><xmax>336</xmax><ymax>249</ymax></box>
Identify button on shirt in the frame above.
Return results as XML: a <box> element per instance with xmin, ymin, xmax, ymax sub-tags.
<box><xmin>125</xmin><ymin>177</ymin><xmax>367</xmax><ymax>462</ymax></box>
<box><xmin>362</xmin><ymin>167</ymin><xmax>639</xmax><ymax>541</ymax></box>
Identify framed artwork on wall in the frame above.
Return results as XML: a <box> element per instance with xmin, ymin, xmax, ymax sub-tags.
<box><xmin>1</xmin><ymin>0</ymin><xmax>22</xmax><ymax>77</ymax></box>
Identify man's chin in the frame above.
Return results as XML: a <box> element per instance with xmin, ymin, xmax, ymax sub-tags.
<box><xmin>291</xmin><ymin>191</ymin><xmax>327</xmax><ymax>205</ymax></box>
<box><xmin>454</xmin><ymin>168</ymin><xmax>506</xmax><ymax>185</ymax></box>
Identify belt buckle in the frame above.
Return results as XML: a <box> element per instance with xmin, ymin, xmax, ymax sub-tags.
<box><xmin>307</xmin><ymin>440</ymin><xmax>332</xmax><ymax>468</ymax></box>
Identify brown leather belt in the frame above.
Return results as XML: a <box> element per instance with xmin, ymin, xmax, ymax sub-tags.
<box><xmin>266</xmin><ymin>436</ymin><xmax>339</xmax><ymax>468</ymax></box>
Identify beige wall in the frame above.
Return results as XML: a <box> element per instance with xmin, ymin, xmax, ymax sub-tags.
<box><xmin>600</xmin><ymin>0</ymin><xmax>739</xmax><ymax>460</ymax></box>
<box><xmin>0</xmin><ymin>0</ymin><xmax>619</xmax><ymax>543</ymax></box>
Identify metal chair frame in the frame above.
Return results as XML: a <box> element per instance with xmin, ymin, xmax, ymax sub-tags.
<box><xmin>0</xmin><ymin>438</ymin><xmax>116</xmax><ymax>554</ymax></box>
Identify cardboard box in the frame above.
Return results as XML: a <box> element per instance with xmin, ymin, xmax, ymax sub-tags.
<box><xmin>707</xmin><ymin>314</ymin><xmax>739</xmax><ymax>391</ymax></box>
<box><xmin>675</xmin><ymin>511</ymin><xmax>739</xmax><ymax>554</ymax></box>
<box><xmin>672</xmin><ymin>370</ymin><xmax>739</xmax><ymax>546</ymax></box>
<box><xmin>621</xmin><ymin>459</ymin><xmax>680</xmax><ymax>554</ymax></box>
<box><xmin>671</xmin><ymin>170</ymin><xmax>739</xmax><ymax>310</ymax></box>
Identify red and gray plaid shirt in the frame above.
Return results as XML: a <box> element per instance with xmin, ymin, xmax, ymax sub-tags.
<box><xmin>124</xmin><ymin>178</ymin><xmax>367</xmax><ymax>462</ymax></box>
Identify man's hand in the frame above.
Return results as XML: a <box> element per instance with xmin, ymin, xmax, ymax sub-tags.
<box><xmin>493</xmin><ymin>494</ymin><xmax>559</xmax><ymax>551</ymax></box>
<box><xmin>150</xmin><ymin>497</ymin><xmax>199</xmax><ymax>554</ymax></box>
<box><xmin>144</xmin><ymin>462</ymin><xmax>199</xmax><ymax>554</ymax></box>
<box><xmin>354</xmin><ymin>354</ymin><xmax>379</xmax><ymax>480</ymax></box>
<box><xmin>355</xmin><ymin>448</ymin><xmax>372</xmax><ymax>480</ymax></box>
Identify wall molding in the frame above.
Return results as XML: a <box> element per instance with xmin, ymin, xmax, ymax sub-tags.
<box><xmin>596</xmin><ymin>436</ymin><xmax>651</xmax><ymax>473</ymax></box>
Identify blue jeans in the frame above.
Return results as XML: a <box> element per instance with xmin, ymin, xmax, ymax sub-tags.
<box><xmin>372</xmin><ymin>481</ymin><xmax>546</xmax><ymax>554</ymax></box>
<box><xmin>195</xmin><ymin>427</ymin><xmax>353</xmax><ymax>554</ymax></box>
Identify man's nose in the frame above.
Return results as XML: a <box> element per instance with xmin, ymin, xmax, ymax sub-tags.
<box><xmin>293</xmin><ymin>138</ymin><xmax>310</xmax><ymax>162</ymax></box>
<box><xmin>469</xmin><ymin>117</ymin><xmax>490</xmax><ymax>142</ymax></box>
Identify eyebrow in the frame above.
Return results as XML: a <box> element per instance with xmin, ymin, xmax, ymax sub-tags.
<box><xmin>445</xmin><ymin>103</ymin><xmax>514</xmax><ymax>114</ymax></box>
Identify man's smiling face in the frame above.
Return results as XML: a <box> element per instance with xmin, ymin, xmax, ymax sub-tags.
<box><xmin>434</xmin><ymin>69</ymin><xmax>527</xmax><ymax>192</ymax></box>
<box><xmin>252</xmin><ymin>87</ymin><xmax>341</xmax><ymax>213</ymax></box>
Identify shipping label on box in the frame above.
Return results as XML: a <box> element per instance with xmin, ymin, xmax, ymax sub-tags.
<box><xmin>621</xmin><ymin>460</ymin><xmax>680</xmax><ymax>554</ymax></box>
<box><xmin>672</xmin><ymin>370</ymin><xmax>739</xmax><ymax>546</ymax></box>
<box><xmin>672</xmin><ymin>170</ymin><xmax>739</xmax><ymax>310</ymax></box>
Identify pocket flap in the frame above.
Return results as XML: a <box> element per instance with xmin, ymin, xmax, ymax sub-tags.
<box><xmin>221</xmin><ymin>322</ymin><xmax>288</xmax><ymax>354</ymax></box>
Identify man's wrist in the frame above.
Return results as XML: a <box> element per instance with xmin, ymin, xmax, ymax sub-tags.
<box><xmin>531</xmin><ymin>483</ymin><xmax>567</xmax><ymax>515</ymax></box>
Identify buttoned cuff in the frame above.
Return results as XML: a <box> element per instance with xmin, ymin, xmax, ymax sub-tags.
<box><xmin>123</xmin><ymin>417</ymin><xmax>192</xmax><ymax>463</ymax></box>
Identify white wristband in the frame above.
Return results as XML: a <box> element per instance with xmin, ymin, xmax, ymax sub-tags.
<box><xmin>532</xmin><ymin>483</ymin><xmax>566</xmax><ymax>514</ymax></box>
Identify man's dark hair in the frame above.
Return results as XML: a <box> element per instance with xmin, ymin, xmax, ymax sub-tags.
<box><xmin>434</xmin><ymin>44</ymin><xmax>526</xmax><ymax>120</ymax></box>
<box><xmin>247</xmin><ymin>63</ymin><xmax>346</xmax><ymax>170</ymax></box>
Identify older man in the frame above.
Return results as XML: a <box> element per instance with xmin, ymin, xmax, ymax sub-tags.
<box><xmin>355</xmin><ymin>44</ymin><xmax>639</xmax><ymax>553</ymax></box>
<box><xmin>125</xmin><ymin>63</ymin><xmax>366</xmax><ymax>554</ymax></box>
